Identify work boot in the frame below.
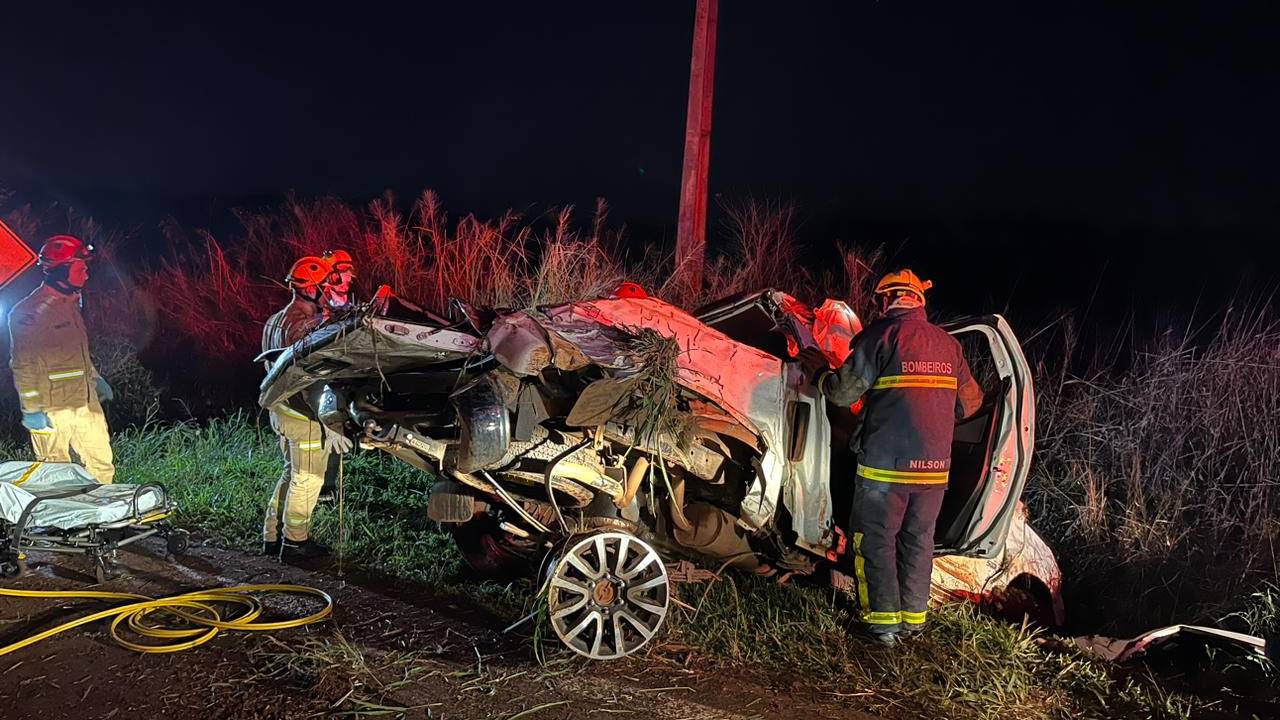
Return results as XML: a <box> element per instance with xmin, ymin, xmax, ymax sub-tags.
<box><xmin>900</xmin><ymin>623</ymin><xmax>927</xmax><ymax>639</ymax></box>
<box><xmin>868</xmin><ymin>630</ymin><xmax>898</xmax><ymax>648</ymax></box>
<box><xmin>281</xmin><ymin>538</ymin><xmax>331</xmax><ymax>561</ymax></box>
<box><xmin>847</xmin><ymin>622</ymin><xmax>899</xmax><ymax>648</ymax></box>
<box><xmin>262</xmin><ymin>539</ymin><xmax>281</xmax><ymax>557</ymax></box>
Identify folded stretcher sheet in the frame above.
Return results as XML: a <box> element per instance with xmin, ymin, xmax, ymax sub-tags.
<box><xmin>0</xmin><ymin>461</ymin><xmax>165</xmax><ymax>531</ymax></box>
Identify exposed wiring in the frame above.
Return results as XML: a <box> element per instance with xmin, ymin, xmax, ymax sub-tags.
<box><xmin>474</xmin><ymin>470</ymin><xmax>552</xmax><ymax>535</ymax></box>
<box><xmin>544</xmin><ymin>437</ymin><xmax>592</xmax><ymax>535</ymax></box>
<box><xmin>0</xmin><ymin>584</ymin><xmax>333</xmax><ymax>656</ymax></box>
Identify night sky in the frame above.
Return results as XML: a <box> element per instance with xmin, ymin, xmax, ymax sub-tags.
<box><xmin>4</xmin><ymin>2</ymin><xmax>1278</xmax><ymax>326</ymax></box>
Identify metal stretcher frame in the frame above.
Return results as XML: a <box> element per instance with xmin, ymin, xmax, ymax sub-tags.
<box><xmin>0</xmin><ymin>481</ymin><xmax>187</xmax><ymax>583</ymax></box>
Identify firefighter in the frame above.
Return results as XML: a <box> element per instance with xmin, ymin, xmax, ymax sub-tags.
<box><xmin>802</xmin><ymin>269</ymin><xmax>982</xmax><ymax>647</ymax></box>
<box><xmin>261</xmin><ymin>256</ymin><xmax>350</xmax><ymax>560</ymax></box>
<box><xmin>321</xmin><ymin>249</ymin><xmax>356</xmax><ymax>313</ymax></box>
<box><xmin>315</xmin><ymin>249</ymin><xmax>358</xmax><ymax>503</ymax></box>
<box><xmin>7</xmin><ymin>235</ymin><xmax>115</xmax><ymax>484</ymax></box>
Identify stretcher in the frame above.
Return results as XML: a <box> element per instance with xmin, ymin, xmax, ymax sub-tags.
<box><xmin>0</xmin><ymin>461</ymin><xmax>188</xmax><ymax>583</ymax></box>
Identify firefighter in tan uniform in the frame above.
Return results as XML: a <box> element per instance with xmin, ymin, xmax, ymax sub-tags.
<box><xmin>8</xmin><ymin>235</ymin><xmax>115</xmax><ymax>484</ymax></box>
<box><xmin>321</xmin><ymin>249</ymin><xmax>357</xmax><ymax>313</ymax></box>
<box><xmin>261</xmin><ymin>256</ymin><xmax>349</xmax><ymax>560</ymax></box>
<box><xmin>312</xmin><ymin>249</ymin><xmax>359</xmax><ymax>503</ymax></box>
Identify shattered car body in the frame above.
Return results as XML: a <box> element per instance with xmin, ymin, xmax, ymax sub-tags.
<box><xmin>261</xmin><ymin>289</ymin><xmax>1063</xmax><ymax>658</ymax></box>
<box><xmin>1075</xmin><ymin>626</ymin><xmax>1278</xmax><ymax>715</ymax></box>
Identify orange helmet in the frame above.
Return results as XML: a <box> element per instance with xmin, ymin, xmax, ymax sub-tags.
<box><xmin>323</xmin><ymin>249</ymin><xmax>355</xmax><ymax>275</ymax></box>
<box><xmin>874</xmin><ymin>269</ymin><xmax>933</xmax><ymax>304</ymax></box>
<box><xmin>286</xmin><ymin>256</ymin><xmax>333</xmax><ymax>290</ymax></box>
<box><xmin>38</xmin><ymin>235</ymin><xmax>93</xmax><ymax>270</ymax></box>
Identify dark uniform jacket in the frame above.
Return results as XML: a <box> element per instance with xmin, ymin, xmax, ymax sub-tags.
<box><xmin>822</xmin><ymin>305</ymin><xmax>983</xmax><ymax>486</ymax></box>
<box><xmin>262</xmin><ymin>294</ymin><xmax>326</xmax><ymax>418</ymax></box>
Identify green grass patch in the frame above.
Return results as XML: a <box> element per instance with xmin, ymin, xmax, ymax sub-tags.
<box><xmin>60</xmin><ymin>414</ymin><xmax>1222</xmax><ymax>719</ymax></box>
<box><xmin>102</xmin><ymin>413</ymin><xmax>527</xmax><ymax>614</ymax></box>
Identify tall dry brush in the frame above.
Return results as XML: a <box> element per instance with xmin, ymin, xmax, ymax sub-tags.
<box><xmin>143</xmin><ymin>192</ymin><xmax>632</xmax><ymax>365</ymax></box>
<box><xmin>1028</xmin><ymin>303</ymin><xmax>1280</xmax><ymax>632</ymax></box>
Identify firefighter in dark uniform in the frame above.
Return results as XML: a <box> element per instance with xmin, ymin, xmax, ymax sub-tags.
<box><xmin>805</xmin><ymin>269</ymin><xmax>983</xmax><ymax>647</ymax></box>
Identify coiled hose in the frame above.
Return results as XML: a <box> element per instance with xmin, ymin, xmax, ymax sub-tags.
<box><xmin>0</xmin><ymin>583</ymin><xmax>333</xmax><ymax>655</ymax></box>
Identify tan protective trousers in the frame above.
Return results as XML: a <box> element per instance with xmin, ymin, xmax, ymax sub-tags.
<box><xmin>263</xmin><ymin>409</ymin><xmax>329</xmax><ymax>543</ymax></box>
<box><xmin>28</xmin><ymin>399</ymin><xmax>115</xmax><ymax>484</ymax></box>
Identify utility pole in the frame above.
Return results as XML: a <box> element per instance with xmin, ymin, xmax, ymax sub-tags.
<box><xmin>675</xmin><ymin>0</ymin><xmax>718</xmax><ymax>297</ymax></box>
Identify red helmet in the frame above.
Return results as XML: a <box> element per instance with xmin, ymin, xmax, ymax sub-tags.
<box><xmin>610</xmin><ymin>281</ymin><xmax>648</xmax><ymax>299</ymax></box>
<box><xmin>286</xmin><ymin>256</ymin><xmax>333</xmax><ymax>290</ymax></box>
<box><xmin>323</xmin><ymin>249</ymin><xmax>355</xmax><ymax>276</ymax></box>
<box><xmin>38</xmin><ymin>235</ymin><xmax>93</xmax><ymax>270</ymax></box>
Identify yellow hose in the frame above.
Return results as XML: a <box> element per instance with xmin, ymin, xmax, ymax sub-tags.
<box><xmin>0</xmin><ymin>583</ymin><xmax>333</xmax><ymax>656</ymax></box>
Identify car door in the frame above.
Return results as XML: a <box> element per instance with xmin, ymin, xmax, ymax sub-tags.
<box><xmin>933</xmin><ymin>314</ymin><xmax>1035</xmax><ymax>559</ymax></box>
<box><xmin>695</xmin><ymin>290</ymin><xmax>834</xmax><ymax>550</ymax></box>
<box><xmin>259</xmin><ymin>312</ymin><xmax>481</xmax><ymax>411</ymax></box>
<box><xmin>693</xmin><ymin>289</ymin><xmax>811</xmax><ymax>358</ymax></box>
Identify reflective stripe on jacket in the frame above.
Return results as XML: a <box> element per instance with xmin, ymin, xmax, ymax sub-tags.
<box><xmin>821</xmin><ymin>305</ymin><xmax>983</xmax><ymax>485</ymax></box>
<box><xmin>8</xmin><ymin>284</ymin><xmax>98</xmax><ymax>412</ymax></box>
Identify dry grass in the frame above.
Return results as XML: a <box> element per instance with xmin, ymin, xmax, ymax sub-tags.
<box><xmin>670</xmin><ymin>575</ymin><xmax>1202</xmax><ymax>719</ymax></box>
<box><xmin>683</xmin><ymin>197</ymin><xmax>884</xmax><ymax>313</ymax></box>
<box><xmin>701</xmin><ymin>198</ymin><xmax>808</xmax><ymax>300</ymax></box>
<box><xmin>2</xmin><ymin>190</ymin><xmax>882</xmax><ymax>424</ymax></box>
<box><xmin>140</xmin><ymin>193</ymin><xmax>880</xmax><ymax>368</ymax></box>
<box><xmin>143</xmin><ymin>192</ymin><xmax>633</xmax><ymax>363</ymax></box>
<box><xmin>1028</xmin><ymin>304</ymin><xmax>1280</xmax><ymax>634</ymax></box>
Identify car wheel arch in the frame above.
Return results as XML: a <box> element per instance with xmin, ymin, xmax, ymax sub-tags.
<box><xmin>996</xmin><ymin>573</ymin><xmax>1061</xmax><ymax>628</ymax></box>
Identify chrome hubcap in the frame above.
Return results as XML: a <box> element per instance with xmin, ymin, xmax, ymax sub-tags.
<box><xmin>547</xmin><ymin>532</ymin><xmax>669</xmax><ymax>660</ymax></box>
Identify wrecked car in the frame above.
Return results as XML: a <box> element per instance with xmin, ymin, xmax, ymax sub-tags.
<box><xmin>260</xmin><ymin>289</ymin><xmax>1063</xmax><ymax>659</ymax></box>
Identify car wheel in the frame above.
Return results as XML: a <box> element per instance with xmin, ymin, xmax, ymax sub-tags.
<box><xmin>448</xmin><ymin>515</ymin><xmax>538</xmax><ymax>580</ymax></box>
<box><xmin>546</xmin><ymin>531</ymin><xmax>669</xmax><ymax>660</ymax></box>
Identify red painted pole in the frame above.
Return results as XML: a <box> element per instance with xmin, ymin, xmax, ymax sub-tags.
<box><xmin>675</xmin><ymin>0</ymin><xmax>718</xmax><ymax>298</ymax></box>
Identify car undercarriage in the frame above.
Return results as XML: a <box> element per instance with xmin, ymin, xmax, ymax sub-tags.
<box><xmin>260</xmin><ymin>289</ymin><xmax>1063</xmax><ymax>659</ymax></box>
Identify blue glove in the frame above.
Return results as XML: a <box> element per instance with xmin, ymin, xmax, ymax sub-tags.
<box><xmin>95</xmin><ymin>376</ymin><xmax>114</xmax><ymax>403</ymax></box>
<box><xmin>21</xmin><ymin>411</ymin><xmax>53</xmax><ymax>431</ymax></box>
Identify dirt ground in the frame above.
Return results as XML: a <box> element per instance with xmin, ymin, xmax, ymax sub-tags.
<box><xmin>0</xmin><ymin>538</ymin><xmax>884</xmax><ymax>720</ymax></box>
